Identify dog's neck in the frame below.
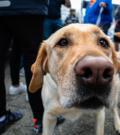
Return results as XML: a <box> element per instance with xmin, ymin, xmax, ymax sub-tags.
<box><xmin>43</xmin><ymin>73</ymin><xmax>57</xmax><ymax>91</ymax></box>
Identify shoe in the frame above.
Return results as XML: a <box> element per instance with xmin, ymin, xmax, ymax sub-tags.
<box><xmin>32</xmin><ymin>118</ymin><xmax>42</xmax><ymax>134</ymax></box>
<box><xmin>0</xmin><ymin>110</ymin><xmax>23</xmax><ymax>134</ymax></box>
<box><xmin>19</xmin><ymin>68</ymin><xmax>25</xmax><ymax>77</ymax></box>
<box><xmin>25</xmin><ymin>93</ymin><xmax>29</xmax><ymax>102</ymax></box>
<box><xmin>9</xmin><ymin>82</ymin><xmax>27</xmax><ymax>95</ymax></box>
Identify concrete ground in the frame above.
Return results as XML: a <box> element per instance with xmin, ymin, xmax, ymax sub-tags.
<box><xmin>2</xmin><ymin>64</ymin><xmax>120</xmax><ymax>135</ymax></box>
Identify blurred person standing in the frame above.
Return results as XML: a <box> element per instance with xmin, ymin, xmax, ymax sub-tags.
<box><xmin>64</xmin><ymin>8</ymin><xmax>79</xmax><ymax>25</ymax></box>
<box><xmin>43</xmin><ymin>0</ymin><xmax>71</xmax><ymax>39</ymax></box>
<box><xmin>0</xmin><ymin>0</ymin><xmax>48</xmax><ymax>134</ymax></box>
<box><xmin>114</xmin><ymin>6</ymin><xmax>120</xmax><ymax>51</ymax></box>
<box><xmin>84</xmin><ymin>0</ymin><xmax>113</xmax><ymax>34</ymax></box>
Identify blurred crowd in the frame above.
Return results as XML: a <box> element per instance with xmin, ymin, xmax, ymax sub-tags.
<box><xmin>0</xmin><ymin>0</ymin><xmax>120</xmax><ymax>134</ymax></box>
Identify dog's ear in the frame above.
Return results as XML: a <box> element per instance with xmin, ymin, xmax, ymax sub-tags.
<box><xmin>29</xmin><ymin>42</ymin><xmax>48</xmax><ymax>93</ymax></box>
<box><xmin>115</xmin><ymin>51</ymin><xmax>120</xmax><ymax>72</ymax></box>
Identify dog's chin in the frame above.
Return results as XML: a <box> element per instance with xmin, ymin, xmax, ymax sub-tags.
<box><xmin>60</xmin><ymin>84</ymin><xmax>111</xmax><ymax>109</ymax></box>
<box><xmin>75</xmin><ymin>97</ymin><xmax>109</xmax><ymax>109</ymax></box>
<box><xmin>73</xmin><ymin>83</ymin><xmax>111</xmax><ymax>109</ymax></box>
<box><xmin>60</xmin><ymin>96</ymin><xmax>109</xmax><ymax>109</ymax></box>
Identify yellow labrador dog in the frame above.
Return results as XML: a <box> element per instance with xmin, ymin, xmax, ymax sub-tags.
<box><xmin>29</xmin><ymin>24</ymin><xmax>120</xmax><ymax>135</ymax></box>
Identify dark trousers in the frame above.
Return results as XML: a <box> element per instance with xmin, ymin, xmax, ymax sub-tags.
<box><xmin>100</xmin><ymin>23</ymin><xmax>111</xmax><ymax>34</ymax></box>
<box><xmin>0</xmin><ymin>15</ymin><xmax>44</xmax><ymax>121</ymax></box>
<box><xmin>10</xmin><ymin>39</ymin><xmax>21</xmax><ymax>86</ymax></box>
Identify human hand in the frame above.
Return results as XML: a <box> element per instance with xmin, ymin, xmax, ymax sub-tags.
<box><xmin>100</xmin><ymin>2</ymin><xmax>106</xmax><ymax>7</ymax></box>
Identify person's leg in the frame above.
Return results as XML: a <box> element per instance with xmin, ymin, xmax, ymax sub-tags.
<box><xmin>43</xmin><ymin>18</ymin><xmax>53</xmax><ymax>39</ymax></box>
<box><xmin>100</xmin><ymin>23</ymin><xmax>111</xmax><ymax>35</ymax></box>
<box><xmin>9</xmin><ymin>38</ymin><xmax>26</xmax><ymax>95</ymax></box>
<box><xmin>53</xmin><ymin>18</ymin><xmax>63</xmax><ymax>32</ymax></box>
<box><xmin>0</xmin><ymin>20</ymin><xmax>11</xmax><ymax>118</ymax></box>
<box><xmin>10</xmin><ymin>39</ymin><xmax>21</xmax><ymax>86</ymax></box>
<box><xmin>12</xmin><ymin>15</ymin><xmax>44</xmax><ymax>133</ymax></box>
<box><xmin>0</xmin><ymin>17</ymin><xmax>23</xmax><ymax>134</ymax></box>
<box><xmin>114</xmin><ymin>36</ymin><xmax>120</xmax><ymax>51</ymax></box>
<box><xmin>23</xmin><ymin>16</ymin><xmax>44</xmax><ymax>120</ymax></box>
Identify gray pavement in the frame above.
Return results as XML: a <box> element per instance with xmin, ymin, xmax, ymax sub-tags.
<box><xmin>2</xmin><ymin>65</ymin><xmax>120</xmax><ymax>135</ymax></box>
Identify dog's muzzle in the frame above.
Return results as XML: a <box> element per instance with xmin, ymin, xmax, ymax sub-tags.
<box><xmin>73</xmin><ymin>56</ymin><xmax>114</xmax><ymax>109</ymax></box>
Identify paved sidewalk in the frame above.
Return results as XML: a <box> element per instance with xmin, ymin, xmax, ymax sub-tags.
<box><xmin>2</xmin><ymin>65</ymin><xmax>120</xmax><ymax>135</ymax></box>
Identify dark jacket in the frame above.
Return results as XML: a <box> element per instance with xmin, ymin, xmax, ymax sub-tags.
<box><xmin>47</xmin><ymin>0</ymin><xmax>65</xmax><ymax>19</ymax></box>
<box><xmin>0</xmin><ymin>0</ymin><xmax>48</xmax><ymax>16</ymax></box>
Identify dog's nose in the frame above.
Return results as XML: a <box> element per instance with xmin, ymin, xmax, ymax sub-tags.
<box><xmin>75</xmin><ymin>56</ymin><xmax>114</xmax><ymax>86</ymax></box>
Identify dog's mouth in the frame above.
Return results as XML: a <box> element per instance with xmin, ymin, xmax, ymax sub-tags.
<box><xmin>60</xmin><ymin>81</ymin><xmax>111</xmax><ymax>109</ymax></box>
<box><xmin>60</xmin><ymin>95</ymin><xmax>109</xmax><ymax>109</ymax></box>
<box><xmin>75</xmin><ymin>96</ymin><xmax>108</xmax><ymax>109</ymax></box>
<box><xmin>73</xmin><ymin>83</ymin><xmax>111</xmax><ymax>109</ymax></box>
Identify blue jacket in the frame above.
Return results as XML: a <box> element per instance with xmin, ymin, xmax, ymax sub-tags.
<box><xmin>0</xmin><ymin>0</ymin><xmax>48</xmax><ymax>16</ymax></box>
<box><xmin>84</xmin><ymin>0</ymin><xmax>112</xmax><ymax>25</ymax></box>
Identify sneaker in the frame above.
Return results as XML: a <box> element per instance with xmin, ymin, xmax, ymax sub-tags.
<box><xmin>25</xmin><ymin>93</ymin><xmax>29</xmax><ymax>102</ymax></box>
<box><xmin>32</xmin><ymin>118</ymin><xmax>42</xmax><ymax>134</ymax></box>
<box><xmin>9</xmin><ymin>82</ymin><xmax>27</xmax><ymax>95</ymax></box>
<box><xmin>0</xmin><ymin>110</ymin><xmax>23</xmax><ymax>134</ymax></box>
<box><xmin>19</xmin><ymin>68</ymin><xmax>25</xmax><ymax>77</ymax></box>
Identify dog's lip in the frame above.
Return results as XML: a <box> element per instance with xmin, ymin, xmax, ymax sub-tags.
<box><xmin>76</xmin><ymin>83</ymin><xmax>111</xmax><ymax>102</ymax></box>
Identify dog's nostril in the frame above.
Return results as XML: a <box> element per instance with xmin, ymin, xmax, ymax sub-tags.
<box><xmin>81</xmin><ymin>68</ymin><xmax>93</xmax><ymax>79</ymax></box>
<box><xmin>103</xmin><ymin>68</ymin><xmax>113</xmax><ymax>80</ymax></box>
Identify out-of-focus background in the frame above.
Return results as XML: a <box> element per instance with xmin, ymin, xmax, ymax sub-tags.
<box><xmin>61</xmin><ymin>0</ymin><xmax>120</xmax><ymax>23</ymax></box>
<box><xmin>2</xmin><ymin>0</ymin><xmax>120</xmax><ymax>135</ymax></box>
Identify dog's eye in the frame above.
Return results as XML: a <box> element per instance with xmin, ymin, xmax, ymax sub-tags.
<box><xmin>56</xmin><ymin>38</ymin><xmax>69</xmax><ymax>47</ymax></box>
<box><xmin>98</xmin><ymin>38</ymin><xmax>109</xmax><ymax>48</ymax></box>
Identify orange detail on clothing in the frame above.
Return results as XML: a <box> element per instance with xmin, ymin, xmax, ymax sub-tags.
<box><xmin>90</xmin><ymin>0</ymin><xmax>96</xmax><ymax>6</ymax></box>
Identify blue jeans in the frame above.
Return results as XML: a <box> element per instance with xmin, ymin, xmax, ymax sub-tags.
<box><xmin>43</xmin><ymin>17</ymin><xmax>63</xmax><ymax>39</ymax></box>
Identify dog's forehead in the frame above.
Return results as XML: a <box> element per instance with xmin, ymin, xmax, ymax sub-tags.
<box><xmin>67</xmin><ymin>23</ymin><xmax>101</xmax><ymax>33</ymax></box>
<box><xmin>60</xmin><ymin>23</ymin><xmax>102</xmax><ymax>34</ymax></box>
<box><xmin>46</xmin><ymin>24</ymin><xmax>104</xmax><ymax>46</ymax></box>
